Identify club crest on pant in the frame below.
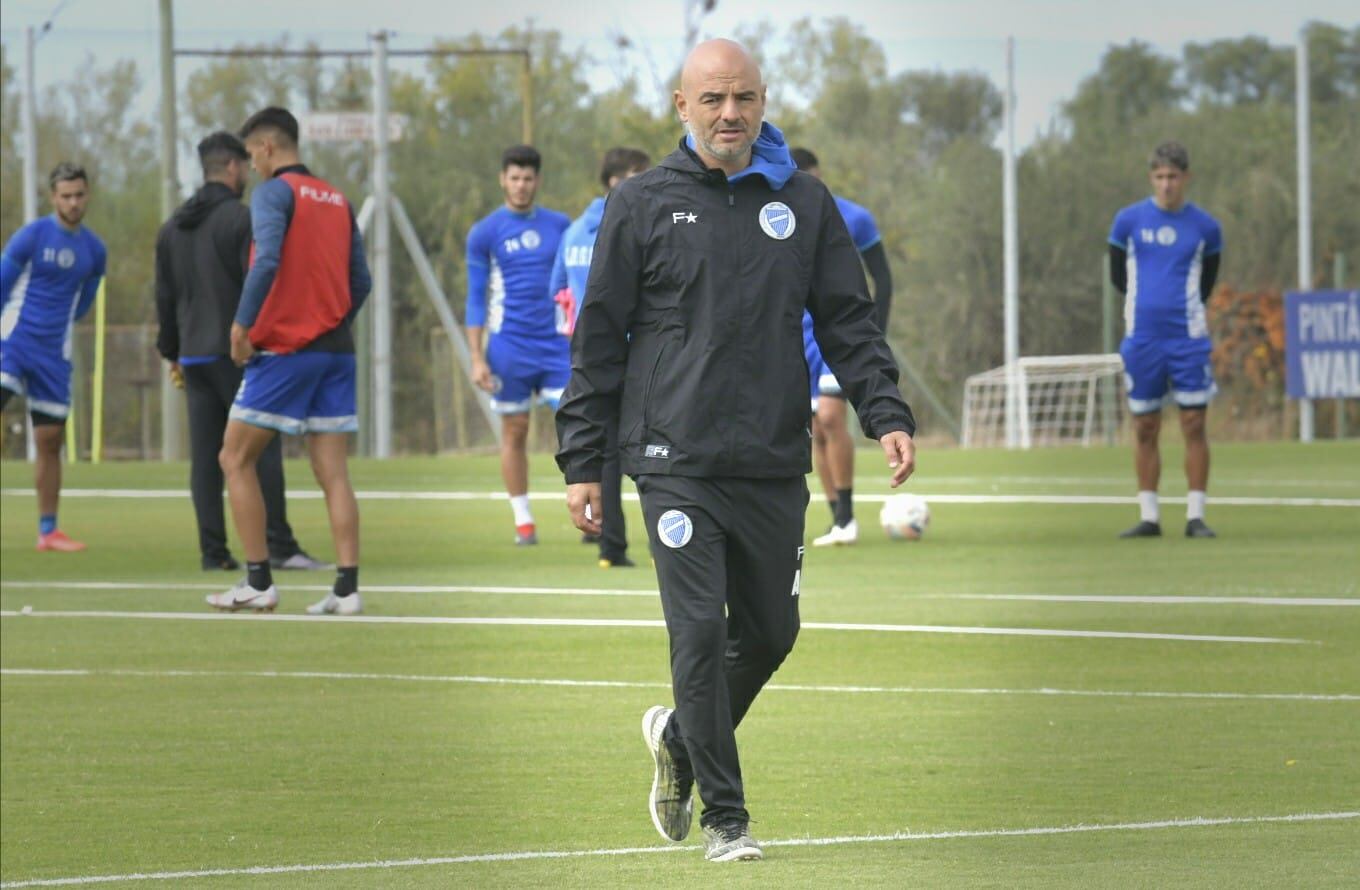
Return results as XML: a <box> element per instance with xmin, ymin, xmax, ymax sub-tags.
<box><xmin>758</xmin><ymin>201</ymin><xmax>795</xmax><ymax>240</ymax></box>
<box><xmin>657</xmin><ymin>509</ymin><xmax>693</xmax><ymax>549</ymax></box>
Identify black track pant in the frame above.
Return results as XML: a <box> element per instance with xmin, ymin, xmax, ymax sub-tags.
<box><xmin>598</xmin><ymin>414</ymin><xmax>628</xmax><ymax>562</ymax></box>
<box><xmin>183</xmin><ymin>358</ymin><xmax>299</xmax><ymax>562</ymax></box>
<box><xmin>635</xmin><ymin>473</ymin><xmax>806</xmax><ymax>827</ymax></box>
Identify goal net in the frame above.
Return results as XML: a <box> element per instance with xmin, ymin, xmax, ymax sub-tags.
<box><xmin>962</xmin><ymin>354</ymin><xmax>1126</xmax><ymax>448</ymax></box>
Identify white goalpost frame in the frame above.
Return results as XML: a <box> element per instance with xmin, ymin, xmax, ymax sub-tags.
<box><xmin>962</xmin><ymin>354</ymin><xmax>1125</xmax><ymax>449</ymax></box>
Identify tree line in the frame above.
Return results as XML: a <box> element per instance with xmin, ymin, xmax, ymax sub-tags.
<box><xmin>2</xmin><ymin>18</ymin><xmax>1356</xmax><ymax>450</ymax></box>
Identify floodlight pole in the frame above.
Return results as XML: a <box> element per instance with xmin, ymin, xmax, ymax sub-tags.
<box><xmin>370</xmin><ymin>30</ymin><xmax>394</xmax><ymax>458</ymax></box>
<box><xmin>158</xmin><ymin>0</ymin><xmax>183</xmax><ymax>461</ymax></box>
<box><xmin>1295</xmin><ymin>27</ymin><xmax>1314</xmax><ymax>443</ymax></box>
<box><xmin>21</xmin><ymin>27</ymin><xmax>39</xmax><ymax>223</ymax></box>
<box><xmin>21</xmin><ymin>27</ymin><xmax>40</xmax><ymax>462</ymax></box>
<box><xmin>1002</xmin><ymin>37</ymin><xmax>1022</xmax><ymax>448</ymax></box>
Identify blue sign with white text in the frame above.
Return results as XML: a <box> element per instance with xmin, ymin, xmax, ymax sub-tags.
<box><xmin>1285</xmin><ymin>290</ymin><xmax>1360</xmax><ymax>399</ymax></box>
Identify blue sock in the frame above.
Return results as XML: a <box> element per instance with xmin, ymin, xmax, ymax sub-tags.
<box><xmin>39</xmin><ymin>514</ymin><xmax>57</xmax><ymax>536</ymax></box>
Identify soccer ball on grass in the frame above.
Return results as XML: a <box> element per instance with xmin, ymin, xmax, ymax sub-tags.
<box><xmin>879</xmin><ymin>493</ymin><xmax>930</xmax><ymax>540</ymax></box>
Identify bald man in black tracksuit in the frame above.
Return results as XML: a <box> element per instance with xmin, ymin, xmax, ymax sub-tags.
<box><xmin>556</xmin><ymin>38</ymin><xmax>916</xmax><ymax>863</ymax></box>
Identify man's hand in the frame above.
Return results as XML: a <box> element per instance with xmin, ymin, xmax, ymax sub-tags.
<box><xmin>167</xmin><ymin>361</ymin><xmax>184</xmax><ymax>390</ymax></box>
<box><xmin>879</xmin><ymin>430</ymin><xmax>916</xmax><ymax>488</ymax></box>
<box><xmin>566</xmin><ymin>482</ymin><xmax>603</xmax><ymax>535</ymax></box>
<box><xmin>470</xmin><ymin>357</ymin><xmax>494</xmax><ymax>393</ymax></box>
<box><xmin>229</xmin><ymin>323</ymin><xmax>255</xmax><ymax>367</ymax></box>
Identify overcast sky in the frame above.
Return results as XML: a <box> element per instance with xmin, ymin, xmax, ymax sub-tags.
<box><xmin>1</xmin><ymin>0</ymin><xmax>1355</xmax><ymax>147</ymax></box>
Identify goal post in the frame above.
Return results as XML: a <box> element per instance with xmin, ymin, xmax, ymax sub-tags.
<box><xmin>962</xmin><ymin>354</ymin><xmax>1126</xmax><ymax>448</ymax></box>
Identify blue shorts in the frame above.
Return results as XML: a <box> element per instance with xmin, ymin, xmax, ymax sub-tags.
<box><xmin>0</xmin><ymin>337</ymin><xmax>71</xmax><ymax>418</ymax></box>
<box><xmin>1120</xmin><ymin>336</ymin><xmax>1215</xmax><ymax>415</ymax></box>
<box><xmin>229</xmin><ymin>351</ymin><xmax>358</xmax><ymax>435</ymax></box>
<box><xmin>486</xmin><ymin>333</ymin><xmax>570</xmax><ymax>415</ymax></box>
<box><xmin>802</xmin><ymin>333</ymin><xmax>842</xmax><ymax>412</ymax></box>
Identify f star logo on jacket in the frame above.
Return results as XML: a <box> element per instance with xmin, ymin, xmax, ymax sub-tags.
<box><xmin>671</xmin><ymin>211</ymin><xmax>699</xmax><ymax>224</ymax></box>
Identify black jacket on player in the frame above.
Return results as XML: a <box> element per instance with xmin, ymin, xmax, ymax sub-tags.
<box><xmin>155</xmin><ymin>181</ymin><xmax>251</xmax><ymax>362</ymax></box>
<box><xmin>556</xmin><ymin>138</ymin><xmax>914</xmax><ymax>484</ymax></box>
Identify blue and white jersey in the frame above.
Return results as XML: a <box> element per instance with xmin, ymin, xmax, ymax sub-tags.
<box><xmin>549</xmin><ymin>197</ymin><xmax>606</xmax><ymax>317</ymax></box>
<box><xmin>548</xmin><ymin>197</ymin><xmax>608</xmax><ymax>335</ymax></box>
<box><xmin>804</xmin><ymin>194</ymin><xmax>882</xmax><ymax>359</ymax></box>
<box><xmin>1108</xmin><ymin>198</ymin><xmax>1222</xmax><ymax>341</ymax></box>
<box><xmin>0</xmin><ymin>216</ymin><xmax>106</xmax><ymax>356</ymax></box>
<box><xmin>465</xmin><ymin>205</ymin><xmax>570</xmax><ymax>341</ymax></box>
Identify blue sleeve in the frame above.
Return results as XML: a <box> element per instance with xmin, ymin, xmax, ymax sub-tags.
<box><xmin>0</xmin><ymin>256</ymin><xmax>22</xmax><ymax>308</ymax></box>
<box><xmin>1108</xmin><ymin>208</ymin><xmax>1132</xmax><ymax>247</ymax></box>
<box><xmin>236</xmin><ymin>179</ymin><xmax>294</xmax><ymax>327</ymax></box>
<box><xmin>347</xmin><ymin>209</ymin><xmax>371</xmax><ymax>318</ymax></box>
<box><xmin>1204</xmin><ymin>215</ymin><xmax>1223</xmax><ymax>256</ymax></box>
<box><xmin>73</xmin><ymin>240</ymin><xmax>106</xmax><ymax>320</ymax></box>
<box><xmin>0</xmin><ymin>222</ymin><xmax>39</xmax><ymax>306</ymax></box>
<box><xmin>464</xmin><ymin>220</ymin><xmax>491</xmax><ymax>329</ymax></box>
<box><xmin>850</xmin><ymin>209</ymin><xmax>881</xmax><ymax>253</ymax></box>
<box><xmin>549</xmin><ymin>237</ymin><xmax>568</xmax><ymax>298</ymax></box>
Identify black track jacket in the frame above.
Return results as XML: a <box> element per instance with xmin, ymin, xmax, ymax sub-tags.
<box><xmin>556</xmin><ymin>140</ymin><xmax>915</xmax><ymax>484</ymax></box>
<box><xmin>155</xmin><ymin>182</ymin><xmax>250</xmax><ymax>362</ymax></box>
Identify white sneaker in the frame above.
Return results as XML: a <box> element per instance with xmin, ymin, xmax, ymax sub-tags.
<box><xmin>642</xmin><ymin>705</ymin><xmax>693</xmax><ymax>842</ymax></box>
<box><xmin>812</xmin><ymin>518</ymin><xmax>859</xmax><ymax>547</ymax></box>
<box><xmin>306</xmin><ymin>592</ymin><xmax>363</xmax><ymax>615</ymax></box>
<box><xmin>206</xmin><ymin>580</ymin><xmax>279</xmax><ymax>612</ymax></box>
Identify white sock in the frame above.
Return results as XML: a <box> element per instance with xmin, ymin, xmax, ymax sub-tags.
<box><xmin>1187</xmin><ymin>490</ymin><xmax>1206</xmax><ymax>521</ymax></box>
<box><xmin>1138</xmin><ymin>491</ymin><xmax>1159</xmax><ymax>523</ymax></box>
<box><xmin>509</xmin><ymin>494</ymin><xmax>534</xmax><ymax>527</ymax></box>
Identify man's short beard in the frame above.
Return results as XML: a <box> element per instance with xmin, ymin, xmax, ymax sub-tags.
<box><xmin>686</xmin><ymin>121</ymin><xmax>755</xmax><ymax>162</ymax></box>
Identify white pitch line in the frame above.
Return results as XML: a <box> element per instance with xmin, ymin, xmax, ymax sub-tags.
<box><xmin>3</xmin><ymin>668</ymin><xmax>1356</xmax><ymax>702</ymax></box>
<box><xmin>3</xmin><ymin>488</ymin><xmax>1356</xmax><ymax>507</ymax></box>
<box><xmin>0</xmin><ymin>580</ymin><xmax>657</xmax><ymax>598</ymax></box>
<box><xmin>5</xmin><ymin>580</ymin><xmax>1355</xmax><ymax>608</ymax></box>
<box><xmin>0</xmin><ymin>609</ymin><xmax>1309</xmax><ymax>644</ymax></box>
<box><xmin>0</xmin><ymin>811</ymin><xmax>1354</xmax><ymax>888</ymax></box>
<box><xmin>936</xmin><ymin>594</ymin><xmax>1360</xmax><ymax>607</ymax></box>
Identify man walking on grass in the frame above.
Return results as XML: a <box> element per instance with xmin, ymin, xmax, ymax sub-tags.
<box><xmin>557</xmin><ymin>40</ymin><xmax>916</xmax><ymax>862</ymax></box>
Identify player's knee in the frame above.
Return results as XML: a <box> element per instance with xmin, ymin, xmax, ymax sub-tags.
<box><xmin>1181</xmin><ymin>411</ymin><xmax>1206</xmax><ymax>439</ymax></box>
<box><xmin>219</xmin><ymin>444</ymin><xmax>246</xmax><ymax>477</ymax></box>
<box><xmin>33</xmin><ymin>426</ymin><xmax>64</xmax><ymax>453</ymax></box>
<box><xmin>1133</xmin><ymin>417</ymin><xmax>1160</xmax><ymax>445</ymax></box>
<box><xmin>729</xmin><ymin>631</ymin><xmax>797</xmax><ymax>677</ymax></box>
<box><xmin>767</xmin><ymin>623</ymin><xmax>799</xmax><ymax>666</ymax></box>
<box><xmin>502</xmin><ymin>414</ymin><xmax>529</xmax><ymax>444</ymax></box>
<box><xmin>309</xmin><ymin>455</ymin><xmax>348</xmax><ymax>492</ymax></box>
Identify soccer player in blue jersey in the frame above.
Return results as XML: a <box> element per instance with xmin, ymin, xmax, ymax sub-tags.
<box><xmin>1</xmin><ymin>163</ymin><xmax>107</xmax><ymax>552</ymax></box>
<box><xmin>790</xmin><ymin>148</ymin><xmax>895</xmax><ymax>547</ymax></box>
<box><xmin>1108</xmin><ymin>141</ymin><xmax>1222</xmax><ymax>539</ymax></box>
<box><xmin>465</xmin><ymin>145</ymin><xmax>571</xmax><ymax>545</ymax></box>
<box><xmin>549</xmin><ymin>146</ymin><xmax>651</xmax><ymax>567</ymax></box>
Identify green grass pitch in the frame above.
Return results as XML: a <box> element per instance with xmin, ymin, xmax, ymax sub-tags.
<box><xmin>2</xmin><ymin>441</ymin><xmax>1358</xmax><ymax>888</ymax></box>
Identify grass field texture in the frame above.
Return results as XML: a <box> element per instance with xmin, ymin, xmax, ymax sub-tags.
<box><xmin>2</xmin><ymin>441</ymin><xmax>1358</xmax><ymax>888</ymax></box>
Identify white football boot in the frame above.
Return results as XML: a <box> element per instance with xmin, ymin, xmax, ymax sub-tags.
<box><xmin>205</xmin><ymin>580</ymin><xmax>279</xmax><ymax>612</ymax></box>
<box><xmin>812</xmin><ymin>518</ymin><xmax>859</xmax><ymax>547</ymax></box>
<box><xmin>306</xmin><ymin>592</ymin><xmax>363</xmax><ymax>615</ymax></box>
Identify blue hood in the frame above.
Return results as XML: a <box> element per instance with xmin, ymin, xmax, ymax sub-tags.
<box><xmin>685</xmin><ymin>121</ymin><xmax>797</xmax><ymax>191</ymax></box>
<box><xmin>579</xmin><ymin>196</ymin><xmax>607</xmax><ymax>238</ymax></box>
